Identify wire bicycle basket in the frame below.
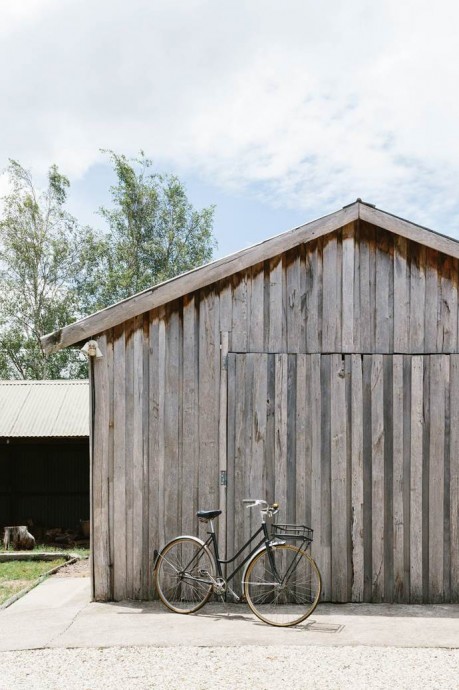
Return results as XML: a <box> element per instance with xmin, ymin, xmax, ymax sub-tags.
<box><xmin>271</xmin><ymin>523</ymin><xmax>314</xmax><ymax>544</ymax></box>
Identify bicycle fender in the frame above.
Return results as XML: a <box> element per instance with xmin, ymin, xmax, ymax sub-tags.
<box><xmin>154</xmin><ymin>535</ymin><xmax>209</xmax><ymax>570</ymax></box>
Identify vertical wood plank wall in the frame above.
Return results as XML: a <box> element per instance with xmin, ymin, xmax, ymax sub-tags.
<box><xmin>226</xmin><ymin>353</ymin><xmax>459</xmax><ymax>603</ymax></box>
<box><xmin>91</xmin><ymin>220</ymin><xmax>459</xmax><ymax>602</ymax></box>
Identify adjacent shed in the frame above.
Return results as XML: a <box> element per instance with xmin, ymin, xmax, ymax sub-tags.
<box><xmin>42</xmin><ymin>200</ymin><xmax>459</xmax><ymax>604</ymax></box>
<box><xmin>0</xmin><ymin>380</ymin><xmax>89</xmax><ymax>534</ymax></box>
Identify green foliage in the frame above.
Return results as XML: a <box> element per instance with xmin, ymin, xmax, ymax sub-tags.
<box><xmin>0</xmin><ymin>153</ymin><xmax>217</xmax><ymax>379</ymax></box>
<box><xmin>0</xmin><ymin>160</ymin><xmax>101</xmax><ymax>379</ymax></box>
<box><xmin>83</xmin><ymin>150</ymin><xmax>216</xmax><ymax>311</ymax></box>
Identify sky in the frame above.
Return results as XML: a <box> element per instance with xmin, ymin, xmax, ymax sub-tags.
<box><xmin>1</xmin><ymin>0</ymin><xmax>459</xmax><ymax>258</ymax></box>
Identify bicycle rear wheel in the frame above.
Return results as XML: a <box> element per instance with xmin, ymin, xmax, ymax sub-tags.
<box><xmin>155</xmin><ymin>537</ymin><xmax>215</xmax><ymax>614</ymax></box>
<box><xmin>244</xmin><ymin>543</ymin><xmax>321</xmax><ymax>627</ymax></box>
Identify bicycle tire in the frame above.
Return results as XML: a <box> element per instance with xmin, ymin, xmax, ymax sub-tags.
<box><xmin>244</xmin><ymin>543</ymin><xmax>321</xmax><ymax>627</ymax></box>
<box><xmin>155</xmin><ymin>537</ymin><xmax>216</xmax><ymax>614</ymax></box>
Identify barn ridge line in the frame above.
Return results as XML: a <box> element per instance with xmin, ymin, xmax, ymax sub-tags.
<box><xmin>41</xmin><ymin>200</ymin><xmax>459</xmax><ymax>354</ymax></box>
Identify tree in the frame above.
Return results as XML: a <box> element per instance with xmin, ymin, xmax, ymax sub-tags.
<box><xmin>0</xmin><ymin>160</ymin><xmax>101</xmax><ymax>379</ymax></box>
<box><xmin>83</xmin><ymin>151</ymin><xmax>216</xmax><ymax>311</ymax></box>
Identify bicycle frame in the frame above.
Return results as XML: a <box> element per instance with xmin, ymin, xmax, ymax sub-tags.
<box><xmin>175</xmin><ymin>519</ymin><xmax>283</xmax><ymax>595</ymax></box>
<box><xmin>207</xmin><ymin>520</ymin><xmax>272</xmax><ymax>583</ymax></box>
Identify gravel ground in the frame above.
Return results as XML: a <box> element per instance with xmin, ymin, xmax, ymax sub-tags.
<box><xmin>53</xmin><ymin>559</ymin><xmax>90</xmax><ymax>577</ymax></box>
<box><xmin>0</xmin><ymin>646</ymin><xmax>458</xmax><ymax>689</ymax></box>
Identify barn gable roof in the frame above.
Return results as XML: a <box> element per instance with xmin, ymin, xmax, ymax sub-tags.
<box><xmin>41</xmin><ymin>199</ymin><xmax>459</xmax><ymax>354</ymax></box>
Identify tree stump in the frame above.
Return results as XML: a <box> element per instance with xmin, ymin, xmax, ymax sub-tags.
<box><xmin>3</xmin><ymin>526</ymin><xmax>35</xmax><ymax>550</ymax></box>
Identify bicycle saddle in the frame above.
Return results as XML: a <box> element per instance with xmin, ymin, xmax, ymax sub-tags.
<box><xmin>196</xmin><ymin>509</ymin><xmax>222</xmax><ymax>520</ymax></box>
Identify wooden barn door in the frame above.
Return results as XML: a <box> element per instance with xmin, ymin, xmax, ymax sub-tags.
<box><xmin>226</xmin><ymin>353</ymin><xmax>459</xmax><ymax>604</ymax></box>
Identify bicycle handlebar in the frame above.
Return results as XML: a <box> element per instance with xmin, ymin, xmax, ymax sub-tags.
<box><xmin>243</xmin><ymin>499</ymin><xmax>279</xmax><ymax>515</ymax></box>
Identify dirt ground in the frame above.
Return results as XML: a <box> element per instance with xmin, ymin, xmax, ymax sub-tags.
<box><xmin>53</xmin><ymin>558</ymin><xmax>89</xmax><ymax>578</ymax></box>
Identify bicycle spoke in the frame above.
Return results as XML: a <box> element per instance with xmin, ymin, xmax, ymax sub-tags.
<box><xmin>155</xmin><ymin>538</ymin><xmax>215</xmax><ymax>614</ymax></box>
<box><xmin>244</xmin><ymin>544</ymin><xmax>321</xmax><ymax>627</ymax></box>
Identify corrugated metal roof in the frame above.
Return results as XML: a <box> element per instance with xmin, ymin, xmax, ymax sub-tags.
<box><xmin>0</xmin><ymin>380</ymin><xmax>89</xmax><ymax>437</ymax></box>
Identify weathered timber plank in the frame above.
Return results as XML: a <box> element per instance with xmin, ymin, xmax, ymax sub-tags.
<box><xmin>410</xmin><ymin>355</ymin><xmax>424</xmax><ymax>602</ymax></box>
<box><xmin>438</xmin><ymin>256</ymin><xmax>458</xmax><ymax>352</ymax></box>
<box><xmin>92</xmin><ymin>334</ymin><xmax>111</xmax><ymax>601</ymax></box>
<box><xmin>298</xmin><ymin>244</ymin><xmax>307</xmax><ymax>353</ymax></box>
<box><xmin>368</xmin><ymin>226</ymin><xmax>376</xmax><ymax>354</ymax></box>
<box><xmin>359</xmin><ymin>229</ymin><xmax>372</xmax><ymax>352</ymax></box>
<box><xmin>242</xmin><ymin>355</ymin><xmax>255</xmax><ymax>550</ymax></box>
<box><xmin>383</xmin><ymin>355</ymin><xmax>394</xmax><ymax>602</ymax></box>
<box><xmin>286</xmin><ymin>252</ymin><xmax>302</xmax><ymax>352</ymax></box>
<box><xmin>375</xmin><ymin>230</ymin><xmax>392</xmax><ymax>352</ymax></box>
<box><xmin>124</xmin><ymin>319</ymin><xmax>135</xmax><ymax>598</ymax></box>
<box><xmin>157</xmin><ymin>312</ymin><xmax>167</xmax><ymax>552</ymax></box>
<box><xmin>218</xmin><ymin>331</ymin><xmax>229</xmax><ymax>559</ymax></box>
<box><xmin>351</xmin><ymin>354</ymin><xmax>364</xmax><ymax>602</ymax></box>
<box><xmin>113</xmin><ymin>324</ymin><xmax>127</xmax><ymax>601</ymax></box>
<box><xmin>274</xmin><ymin>355</ymin><xmax>288</xmax><ymax>518</ymax></box>
<box><xmin>392</xmin><ymin>355</ymin><xmax>405</xmax><ymax>601</ymax></box>
<box><xmin>320</xmin><ymin>355</ymin><xmax>332</xmax><ymax>600</ymax></box>
<box><xmin>248</xmin><ymin>264</ymin><xmax>264</xmax><ymax>351</ymax></box>
<box><xmin>322</xmin><ymin>234</ymin><xmax>340</xmax><ymax>352</ymax></box>
<box><xmin>43</xmin><ymin>206</ymin><xmax>359</xmax><ymax>353</ymax></box>
<box><xmin>428</xmin><ymin>356</ymin><xmax>447</xmax><ymax>602</ymax></box>
<box><xmin>274</xmin><ymin>354</ymin><xmax>288</xmax><ymax>593</ymax></box>
<box><xmin>141</xmin><ymin>316</ymin><xmax>150</xmax><ymax>598</ymax></box>
<box><xmin>352</xmin><ymin>222</ymin><xmax>361</xmax><ymax>352</ymax></box>
<box><xmin>231</xmin><ymin>272</ymin><xmax>249</xmax><ymax>352</ymax></box>
<box><xmin>132</xmin><ymin>316</ymin><xmax>145</xmax><ymax>598</ymax></box>
<box><xmin>232</xmin><ymin>354</ymin><xmax>247</xmax><ymax>586</ymax></box>
<box><xmin>309</xmin><ymin>354</ymin><xmax>322</xmax><ymax>593</ymax></box>
<box><xmin>450</xmin><ymin>355</ymin><xmax>459</xmax><ymax>602</ymax></box>
<box><xmin>268</xmin><ymin>257</ymin><xmax>285</xmax><ymax>352</ymax></box>
<box><xmin>409</xmin><ymin>245</ymin><xmax>426</xmax><ymax>353</ymax></box>
<box><xmin>305</xmin><ymin>240</ymin><xmax>322</xmax><ymax>353</ymax></box>
<box><xmin>148</xmin><ymin>313</ymin><xmax>160</xmax><ymax>599</ymax></box>
<box><xmin>424</xmin><ymin>249</ymin><xmax>439</xmax><ymax>352</ymax></box>
<box><xmin>219</xmin><ymin>280</ymin><xmax>233</xmax><ymax>334</ymax></box>
<box><xmin>362</xmin><ymin>355</ymin><xmax>373</xmax><ymax>601</ymax></box>
<box><xmin>182</xmin><ymin>296</ymin><xmax>199</xmax><ymax>539</ymax></box>
<box><xmin>393</xmin><ymin>236</ymin><xmax>409</xmax><ymax>352</ymax></box>
<box><xmin>402</xmin><ymin>355</ymin><xmax>412</xmax><ymax>602</ymax></box>
<box><xmin>308</xmin><ymin>354</ymin><xmax>324</xmax><ymax>580</ymax></box>
<box><xmin>371</xmin><ymin>354</ymin><xmax>385</xmax><ymax>601</ymax></box>
<box><xmin>198</xmin><ymin>291</ymin><xmax>220</xmax><ymax>521</ymax></box>
<box><xmin>251</xmin><ymin>353</ymin><xmax>268</xmax><ymax>531</ymax></box>
<box><xmin>164</xmin><ymin>308</ymin><xmax>181</xmax><ymax>550</ymax></box>
<box><xmin>295</xmin><ymin>355</ymin><xmax>307</xmax><ymax>528</ymax></box>
<box><xmin>106</xmin><ymin>331</ymin><xmax>115</xmax><ymax>599</ymax></box>
<box><xmin>226</xmin><ymin>353</ymin><xmax>237</xmax><ymax>572</ymax></box>
<box><xmin>286</xmin><ymin>355</ymin><xmax>297</xmax><ymax>524</ymax></box>
<box><xmin>341</xmin><ymin>223</ymin><xmax>355</xmax><ymax>353</ymax></box>
<box><xmin>330</xmin><ymin>354</ymin><xmax>349</xmax><ymax>601</ymax></box>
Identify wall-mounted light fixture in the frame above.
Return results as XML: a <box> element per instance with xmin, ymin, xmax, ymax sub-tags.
<box><xmin>81</xmin><ymin>339</ymin><xmax>104</xmax><ymax>359</ymax></box>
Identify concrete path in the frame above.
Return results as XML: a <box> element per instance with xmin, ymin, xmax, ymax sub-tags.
<box><xmin>1</xmin><ymin>577</ymin><xmax>459</xmax><ymax>651</ymax></box>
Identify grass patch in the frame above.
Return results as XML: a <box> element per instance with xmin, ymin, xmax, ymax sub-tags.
<box><xmin>34</xmin><ymin>544</ymin><xmax>90</xmax><ymax>559</ymax></box>
<box><xmin>0</xmin><ymin>558</ymin><xmax>66</xmax><ymax>605</ymax></box>
<box><xmin>0</xmin><ymin>544</ymin><xmax>90</xmax><ymax>559</ymax></box>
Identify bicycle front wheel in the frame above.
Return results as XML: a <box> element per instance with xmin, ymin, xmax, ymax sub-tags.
<box><xmin>155</xmin><ymin>537</ymin><xmax>215</xmax><ymax>614</ymax></box>
<box><xmin>244</xmin><ymin>543</ymin><xmax>321</xmax><ymax>627</ymax></box>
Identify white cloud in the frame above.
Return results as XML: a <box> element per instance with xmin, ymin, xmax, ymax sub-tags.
<box><xmin>1</xmin><ymin>0</ymin><xmax>459</xmax><ymax>231</ymax></box>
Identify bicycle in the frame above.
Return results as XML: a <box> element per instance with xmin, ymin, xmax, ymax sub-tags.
<box><xmin>154</xmin><ymin>499</ymin><xmax>322</xmax><ymax>627</ymax></box>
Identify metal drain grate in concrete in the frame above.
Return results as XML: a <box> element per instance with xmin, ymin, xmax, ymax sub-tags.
<box><xmin>303</xmin><ymin>621</ymin><xmax>344</xmax><ymax>633</ymax></box>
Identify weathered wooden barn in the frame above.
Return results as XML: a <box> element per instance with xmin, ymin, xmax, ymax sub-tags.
<box><xmin>42</xmin><ymin>200</ymin><xmax>459</xmax><ymax>605</ymax></box>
